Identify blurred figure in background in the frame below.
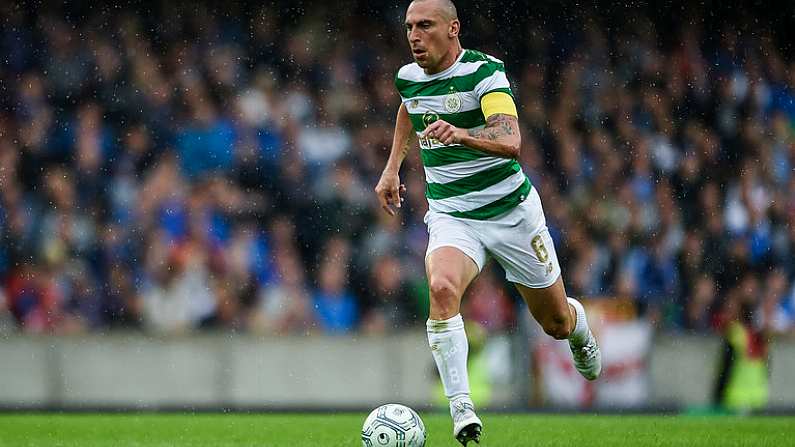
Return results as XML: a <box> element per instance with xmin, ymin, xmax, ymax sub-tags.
<box><xmin>360</xmin><ymin>255</ymin><xmax>414</xmax><ymax>334</ymax></box>
<box><xmin>713</xmin><ymin>276</ymin><xmax>770</xmax><ymax>413</ymax></box>
<box><xmin>311</xmin><ymin>237</ymin><xmax>358</xmax><ymax>334</ymax></box>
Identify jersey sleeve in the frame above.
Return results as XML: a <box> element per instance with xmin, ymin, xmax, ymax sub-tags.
<box><xmin>394</xmin><ymin>71</ymin><xmax>405</xmax><ymax>100</ymax></box>
<box><xmin>473</xmin><ymin>61</ymin><xmax>513</xmax><ymax>100</ymax></box>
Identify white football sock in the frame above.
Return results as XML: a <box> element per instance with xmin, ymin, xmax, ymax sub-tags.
<box><xmin>427</xmin><ymin>314</ymin><xmax>470</xmax><ymax>400</ymax></box>
<box><xmin>567</xmin><ymin>297</ymin><xmax>590</xmax><ymax>347</ymax></box>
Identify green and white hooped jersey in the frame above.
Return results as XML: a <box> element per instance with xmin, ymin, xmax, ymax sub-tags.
<box><xmin>395</xmin><ymin>49</ymin><xmax>531</xmax><ymax>220</ymax></box>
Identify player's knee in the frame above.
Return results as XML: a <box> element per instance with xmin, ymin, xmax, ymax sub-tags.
<box><xmin>429</xmin><ymin>276</ymin><xmax>457</xmax><ymax>300</ymax></box>
<box><xmin>542</xmin><ymin>315</ymin><xmax>572</xmax><ymax>340</ymax></box>
<box><xmin>428</xmin><ymin>276</ymin><xmax>459</xmax><ymax>317</ymax></box>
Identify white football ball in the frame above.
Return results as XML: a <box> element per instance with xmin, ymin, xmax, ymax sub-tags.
<box><xmin>361</xmin><ymin>403</ymin><xmax>426</xmax><ymax>447</ymax></box>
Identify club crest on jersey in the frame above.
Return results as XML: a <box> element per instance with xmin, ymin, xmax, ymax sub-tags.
<box><xmin>444</xmin><ymin>91</ymin><xmax>462</xmax><ymax>113</ymax></box>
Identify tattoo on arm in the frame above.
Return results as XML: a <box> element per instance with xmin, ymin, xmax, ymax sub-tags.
<box><xmin>467</xmin><ymin>113</ymin><xmax>518</xmax><ymax>141</ymax></box>
<box><xmin>400</xmin><ymin>135</ymin><xmax>411</xmax><ymax>157</ymax></box>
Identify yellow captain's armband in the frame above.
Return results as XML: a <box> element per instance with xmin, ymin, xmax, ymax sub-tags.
<box><xmin>480</xmin><ymin>91</ymin><xmax>517</xmax><ymax>119</ymax></box>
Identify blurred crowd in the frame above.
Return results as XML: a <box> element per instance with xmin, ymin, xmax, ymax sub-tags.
<box><xmin>0</xmin><ymin>2</ymin><xmax>793</xmax><ymax>336</ymax></box>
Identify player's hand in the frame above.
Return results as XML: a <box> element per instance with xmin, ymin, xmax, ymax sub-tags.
<box><xmin>421</xmin><ymin>120</ymin><xmax>467</xmax><ymax>145</ymax></box>
<box><xmin>374</xmin><ymin>170</ymin><xmax>406</xmax><ymax>216</ymax></box>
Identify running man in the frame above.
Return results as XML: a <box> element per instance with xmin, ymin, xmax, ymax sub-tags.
<box><xmin>374</xmin><ymin>0</ymin><xmax>602</xmax><ymax>445</ymax></box>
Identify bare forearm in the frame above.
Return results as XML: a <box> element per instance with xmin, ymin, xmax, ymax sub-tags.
<box><xmin>384</xmin><ymin>104</ymin><xmax>415</xmax><ymax>173</ymax></box>
<box><xmin>385</xmin><ymin>134</ymin><xmax>412</xmax><ymax>173</ymax></box>
<box><xmin>461</xmin><ymin>113</ymin><xmax>521</xmax><ymax>159</ymax></box>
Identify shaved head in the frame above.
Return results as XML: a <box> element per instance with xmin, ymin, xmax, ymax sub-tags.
<box><xmin>410</xmin><ymin>0</ymin><xmax>458</xmax><ymax>21</ymax></box>
<box><xmin>405</xmin><ymin>0</ymin><xmax>462</xmax><ymax>73</ymax></box>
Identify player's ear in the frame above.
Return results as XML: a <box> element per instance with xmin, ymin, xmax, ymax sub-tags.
<box><xmin>449</xmin><ymin>19</ymin><xmax>460</xmax><ymax>38</ymax></box>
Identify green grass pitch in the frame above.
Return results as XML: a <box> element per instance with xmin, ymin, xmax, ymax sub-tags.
<box><xmin>0</xmin><ymin>413</ymin><xmax>792</xmax><ymax>446</ymax></box>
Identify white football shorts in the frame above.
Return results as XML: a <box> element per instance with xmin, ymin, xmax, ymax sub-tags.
<box><xmin>424</xmin><ymin>186</ymin><xmax>561</xmax><ymax>289</ymax></box>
